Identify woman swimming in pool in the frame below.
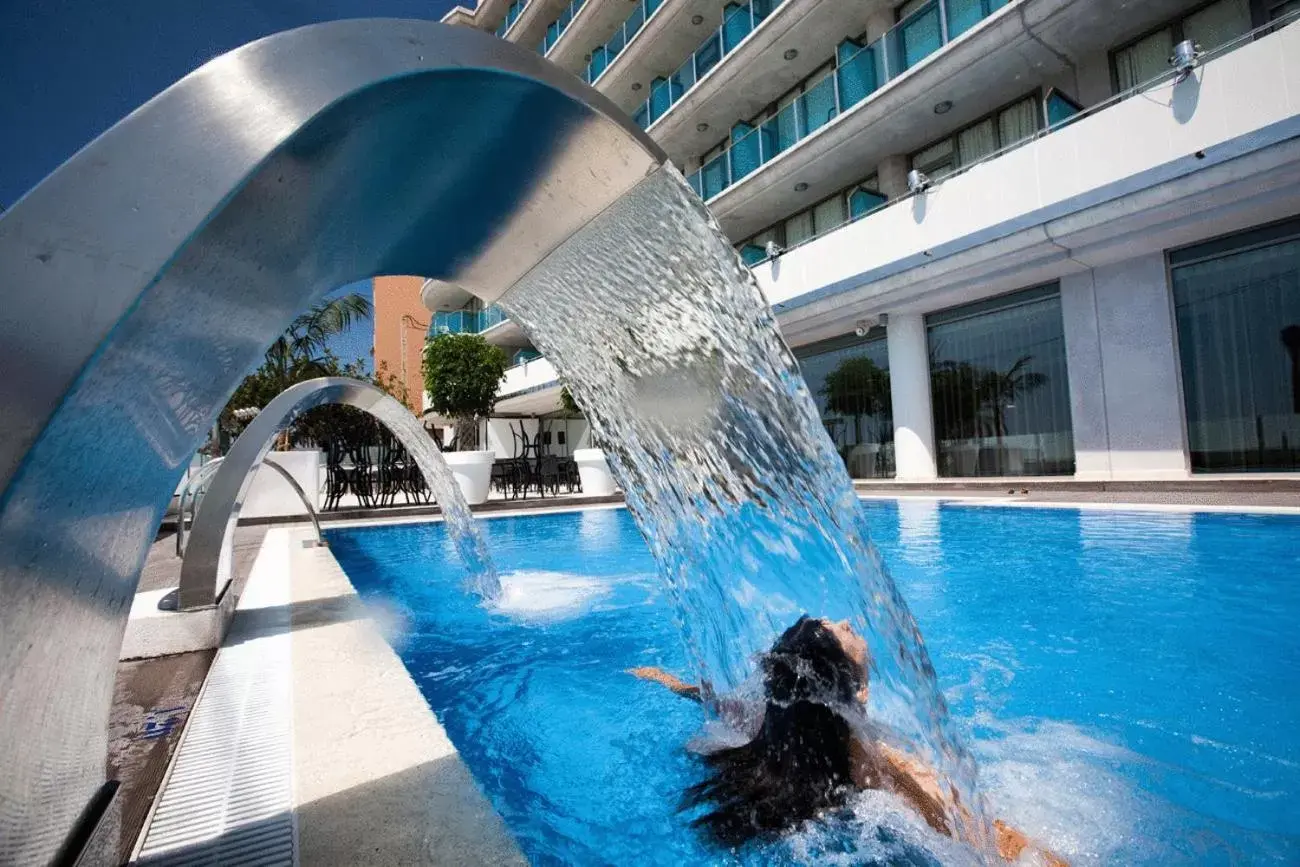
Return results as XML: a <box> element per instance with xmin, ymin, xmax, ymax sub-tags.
<box><xmin>630</xmin><ymin>615</ymin><xmax>1065</xmax><ymax>864</ymax></box>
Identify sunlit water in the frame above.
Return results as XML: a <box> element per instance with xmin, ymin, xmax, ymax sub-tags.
<box><xmin>327</xmin><ymin>503</ymin><xmax>1300</xmax><ymax>865</ymax></box>
<box><xmin>498</xmin><ymin>168</ymin><xmax>984</xmax><ymax>838</ymax></box>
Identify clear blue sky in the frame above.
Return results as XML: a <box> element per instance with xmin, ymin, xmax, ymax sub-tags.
<box><xmin>1</xmin><ymin>0</ymin><xmax>461</xmax><ymax>368</ymax></box>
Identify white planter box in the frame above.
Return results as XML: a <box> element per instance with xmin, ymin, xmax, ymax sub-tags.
<box><xmin>573</xmin><ymin>448</ymin><xmax>617</xmax><ymax>496</ymax></box>
<box><xmin>445</xmin><ymin>450</ymin><xmax>495</xmax><ymax>505</ymax></box>
<box><xmin>241</xmin><ymin>450</ymin><xmax>322</xmax><ymax>519</ymax></box>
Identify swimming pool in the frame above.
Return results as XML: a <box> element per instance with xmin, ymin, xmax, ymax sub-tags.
<box><xmin>327</xmin><ymin>501</ymin><xmax>1300</xmax><ymax>865</ymax></box>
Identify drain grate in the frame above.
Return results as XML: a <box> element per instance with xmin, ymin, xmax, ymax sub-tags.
<box><xmin>135</xmin><ymin>536</ymin><xmax>295</xmax><ymax>866</ymax></box>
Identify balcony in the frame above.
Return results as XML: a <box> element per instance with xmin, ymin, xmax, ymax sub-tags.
<box><xmin>545</xmin><ymin>0</ymin><xmax>642</xmax><ymax>78</ymax></box>
<box><xmin>756</xmin><ymin>17</ymin><xmax>1300</xmax><ymax>344</ymax></box>
<box><xmin>584</xmin><ymin>0</ymin><xmax>666</xmax><ymax>85</ymax></box>
<box><xmin>645</xmin><ymin>0</ymin><xmax>886</xmax><ymax>163</ymax></box>
<box><xmin>694</xmin><ymin>0</ymin><xmax>1203</xmax><ymax>240</ymax></box>
<box><xmin>495</xmin><ymin>0</ymin><xmax>527</xmax><ymax>37</ymax></box>
<box><xmin>631</xmin><ymin>0</ymin><xmax>786</xmax><ymax>129</ymax></box>
<box><xmin>536</xmin><ymin>0</ymin><xmax>585</xmax><ymax>54</ymax></box>
<box><xmin>430</xmin><ymin>310</ymin><xmax>482</xmax><ymax>336</ymax></box>
<box><xmin>687</xmin><ymin>0</ymin><xmax>1013</xmax><ymax>202</ymax></box>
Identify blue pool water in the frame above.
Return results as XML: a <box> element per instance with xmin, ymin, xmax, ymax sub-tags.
<box><xmin>327</xmin><ymin>502</ymin><xmax>1300</xmax><ymax>865</ymax></box>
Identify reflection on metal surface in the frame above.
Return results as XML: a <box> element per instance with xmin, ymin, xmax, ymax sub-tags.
<box><xmin>255</xmin><ymin>460</ymin><xmax>326</xmax><ymax>548</ymax></box>
<box><xmin>178</xmin><ymin>377</ymin><xmax>480</xmax><ymax>611</ymax></box>
<box><xmin>176</xmin><ymin>459</ymin><xmax>226</xmax><ymax>557</ymax></box>
<box><xmin>0</xmin><ymin>19</ymin><xmax>664</xmax><ymax>864</ymax></box>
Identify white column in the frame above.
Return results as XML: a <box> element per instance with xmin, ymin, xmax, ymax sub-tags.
<box><xmin>1090</xmin><ymin>254</ymin><xmax>1190</xmax><ymax>479</ymax></box>
<box><xmin>1060</xmin><ymin>255</ymin><xmax>1190</xmax><ymax>480</ymax></box>
<box><xmin>877</xmin><ymin>154</ymin><xmax>911</xmax><ymax>200</ymax></box>
<box><xmin>887</xmin><ymin>312</ymin><xmax>938</xmax><ymax>480</ymax></box>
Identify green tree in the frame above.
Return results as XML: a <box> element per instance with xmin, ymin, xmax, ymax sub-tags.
<box><xmin>819</xmin><ymin>356</ymin><xmax>891</xmax><ymax>445</ymax></box>
<box><xmin>422</xmin><ymin>333</ymin><xmax>508</xmax><ymax>451</ymax></box>
<box><xmin>977</xmin><ymin>354</ymin><xmax>1048</xmax><ymax>451</ymax></box>
<box><xmin>219</xmin><ymin>292</ymin><xmax>373</xmax><ymax>445</ymax></box>
<box><xmin>261</xmin><ymin>293</ymin><xmax>372</xmax><ymax>395</ymax></box>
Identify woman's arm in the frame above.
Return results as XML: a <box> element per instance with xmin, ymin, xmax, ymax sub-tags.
<box><xmin>627</xmin><ymin>666</ymin><xmax>702</xmax><ymax>702</ymax></box>
<box><xmin>867</xmin><ymin>742</ymin><xmax>1068</xmax><ymax>866</ymax></box>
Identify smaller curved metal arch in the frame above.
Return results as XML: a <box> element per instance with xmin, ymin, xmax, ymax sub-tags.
<box><xmin>175</xmin><ymin>458</ymin><xmax>226</xmax><ymax>556</ymax></box>
<box><xmin>178</xmin><ymin>377</ymin><xmax>496</xmax><ymax>610</ymax></box>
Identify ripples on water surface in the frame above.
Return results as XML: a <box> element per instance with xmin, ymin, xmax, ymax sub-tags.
<box><xmin>327</xmin><ymin>502</ymin><xmax>1300</xmax><ymax>866</ymax></box>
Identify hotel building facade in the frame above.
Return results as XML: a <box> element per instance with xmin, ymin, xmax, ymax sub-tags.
<box><xmin>410</xmin><ymin>0</ymin><xmax>1300</xmax><ymax>481</ymax></box>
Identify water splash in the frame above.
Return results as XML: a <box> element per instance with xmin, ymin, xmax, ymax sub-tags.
<box><xmin>498</xmin><ymin>167</ymin><xmax>990</xmax><ymax>850</ymax></box>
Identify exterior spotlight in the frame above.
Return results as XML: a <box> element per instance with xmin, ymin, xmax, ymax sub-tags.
<box><xmin>696</xmin><ymin>122</ymin><xmax>709</xmax><ymax>132</ymax></box>
<box><xmin>1170</xmin><ymin>39</ymin><xmax>1201</xmax><ymax>83</ymax></box>
<box><xmin>853</xmin><ymin>317</ymin><xmax>879</xmax><ymax>337</ymax></box>
<box><xmin>907</xmin><ymin>169</ymin><xmax>932</xmax><ymax>194</ymax></box>
<box><xmin>934</xmin><ymin>100</ymin><xmax>953</xmax><ymax>114</ymax></box>
<box><xmin>794</xmin><ymin>181</ymin><xmax>809</xmax><ymax>191</ymax></box>
<box><xmin>783</xmin><ymin>48</ymin><xmax>799</xmax><ymax>60</ymax></box>
<box><xmin>764</xmin><ymin>240</ymin><xmax>784</xmax><ymax>259</ymax></box>
<box><xmin>631</xmin><ymin>82</ymin><xmax>642</xmax><ymax>91</ymax></box>
<box><xmin>691</xmin><ymin>14</ymin><xmax>704</xmax><ymax>24</ymax></box>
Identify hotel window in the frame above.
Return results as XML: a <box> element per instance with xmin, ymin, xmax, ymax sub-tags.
<box><xmin>1171</xmin><ymin>219</ymin><xmax>1300</xmax><ymax>472</ymax></box>
<box><xmin>927</xmin><ymin>285</ymin><xmax>1075</xmax><ymax>477</ymax></box>
<box><xmin>736</xmin><ymin>175</ymin><xmax>884</xmax><ymax>264</ymax></box>
<box><xmin>1110</xmin><ymin>0</ymin><xmax>1252</xmax><ymax>92</ymax></box>
<box><xmin>911</xmin><ymin>95</ymin><xmax>1041</xmax><ymax>179</ymax></box>
<box><xmin>795</xmin><ymin>332</ymin><xmax>895</xmax><ymax>479</ymax></box>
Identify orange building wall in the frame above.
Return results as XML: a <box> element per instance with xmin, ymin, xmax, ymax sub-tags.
<box><xmin>372</xmin><ymin>275</ymin><xmax>430</xmax><ymax>413</ymax></box>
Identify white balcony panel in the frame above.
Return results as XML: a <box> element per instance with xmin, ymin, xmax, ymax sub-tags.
<box><xmin>499</xmin><ymin>356</ymin><xmax>559</xmax><ymax>398</ymax></box>
<box><xmin>754</xmin><ymin>22</ymin><xmax>1300</xmax><ymax>345</ymax></box>
<box><xmin>594</xmin><ymin>0</ymin><xmax>737</xmax><ymax>114</ymax></box>
<box><xmin>705</xmin><ymin>0</ymin><xmax>1204</xmax><ymax>240</ymax></box>
<box><xmin>480</xmin><ymin>317</ymin><xmax>532</xmax><ymax>348</ymax></box>
<box><xmin>649</xmin><ymin>0</ymin><xmax>882</xmax><ymax>163</ymax></box>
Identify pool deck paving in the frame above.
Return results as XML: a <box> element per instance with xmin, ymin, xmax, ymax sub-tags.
<box><xmin>112</xmin><ymin>479</ymin><xmax>1300</xmax><ymax>863</ymax></box>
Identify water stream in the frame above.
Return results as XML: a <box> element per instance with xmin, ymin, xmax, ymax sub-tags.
<box><xmin>364</xmin><ymin>394</ymin><xmax>501</xmax><ymax>598</ymax></box>
<box><xmin>498</xmin><ymin>167</ymin><xmax>991</xmax><ymax>854</ymax></box>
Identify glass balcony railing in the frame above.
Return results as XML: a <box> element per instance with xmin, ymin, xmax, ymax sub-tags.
<box><xmin>686</xmin><ymin>0</ymin><xmax>1010</xmax><ymax>200</ymax></box>
<box><xmin>479</xmin><ymin>304</ymin><xmax>509</xmax><ymax>331</ymax></box>
<box><xmin>631</xmin><ymin>0</ymin><xmax>784</xmax><ymax>130</ymax></box>
<box><xmin>511</xmin><ymin>348</ymin><xmax>543</xmax><ymax>366</ymax></box>
<box><xmin>431</xmin><ymin>310</ymin><xmax>481</xmax><ymax>335</ymax></box>
<box><xmin>585</xmin><ymin>0</ymin><xmax>664</xmax><ymax>84</ymax></box>
<box><xmin>495</xmin><ymin>0</ymin><xmax>527</xmax><ymax>37</ymax></box>
<box><xmin>539</xmin><ymin>0</ymin><xmax>586</xmax><ymax>54</ymax></box>
<box><xmin>429</xmin><ymin>304</ymin><xmax>512</xmax><ymax>336</ymax></box>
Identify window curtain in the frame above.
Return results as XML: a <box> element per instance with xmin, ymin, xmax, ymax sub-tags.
<box><xmin>1114</xmin><ymin>28</ymin><xmax>1173</xmax><ymax>91</ymax></box>
<box><xmin>957</xmin><ymin>118</ymin><xmax>998</xmax><ymax>167</ymax></box>
<box><xmin>913</xmin><ymin>138</ymin><xmax>955</xmax><ymax>176</ymax></box>
<box><xmin>812</xmin><ymin>196</ymin><xmax>847</xmax><ymax>235</ymax></box>
<box><xmin>1184</xmin><ymin>0</ymin><xmax>1252</xmax><ymax>49</ymax></box>
<box><xmin>997</xmin><ymin>98</ymin><xmax>1040</xmax><ymax>150</ymax></box>
<box><xmin>1173</xmin><ymin>237</ymin><xmax>1300</xmax><ymax>472</ymax></box>
<box><xmin>784</xmin><ymin>210</ymin><xmax>814</xmax><ymax>247</ymax></box>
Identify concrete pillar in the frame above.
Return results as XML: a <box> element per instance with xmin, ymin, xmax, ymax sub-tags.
<box><xmin>886</xmin><ymin>312</ymin><xmax>938</xmax><ymax>480</ymax></box>
<box><xmin>877</xmin><ymin>154</ymin><xmax>911</xmax><ymax>199</ymax></box>
<box><xmin>865</xmin><ymin>6</ymin><xmax>895</xmax><ymax>43</ymax></box>
<box><xmin>1059</xmin><ymin>255</ymin><xmax>1190</xmax><ymax>480</ymax></box>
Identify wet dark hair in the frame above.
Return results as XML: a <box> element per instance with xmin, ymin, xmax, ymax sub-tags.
<box><xmin>681</xmin><ymin>616</ymin><xmax>867</xmax><ymax>847</ymax></box>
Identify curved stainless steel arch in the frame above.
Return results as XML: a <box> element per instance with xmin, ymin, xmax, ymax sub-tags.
<box><xmin>0</xmin><ymin>20</ymin><xmax>665</xmax><ymax>864</ymax></box>
<box><xmin>178</xmin><ymin>377</ymin><xmax>488</xmax><ymax>611</ymax></box>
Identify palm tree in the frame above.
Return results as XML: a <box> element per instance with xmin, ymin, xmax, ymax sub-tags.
<box><xmin>262</xmin><ymin>292</ymin><xmax>372</xmax><ymax>394</ymax></box>
<box><xmin>820</xmin><ymin>355</ymin><xmax>891</xmax><ymax>446</ymax></box>
<box><xmin>977</xmin><ymin>354</ymin><xmax>1048</xmax><ymax>473</ymax></box>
